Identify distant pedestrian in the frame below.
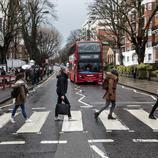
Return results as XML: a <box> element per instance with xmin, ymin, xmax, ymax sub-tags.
<box><xmin>55</xmin><ymin>67</ymin><xmax>71</xmax><ymax>120</ymax></box>
<box><xmin>149</xmin><ymin>97</ymin><xmax>158</xmax><ymax>119</ymax></box>
<box><xmin>1</xmin><ymin>67</ymin><xmax>6</xmax><ymax>76</ymax></box>
<box><xmin>94</xmin><ymin>69</ymin><xmax>119</xmax><ymax>120</ymax></box>
<box><xmin>10</xmin><ymin>73</ymin><xmax>31</xmax><ymax>123</ymax></box>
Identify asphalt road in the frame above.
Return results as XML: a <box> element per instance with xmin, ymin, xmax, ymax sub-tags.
<box><xmin>0</xmin><ymin>71</ymin><xmax>158</xmax><ymax>158</ymax></box>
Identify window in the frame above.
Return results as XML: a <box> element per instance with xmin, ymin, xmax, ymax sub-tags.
<box><xmin>147</xmin><ymin>3</ymin><xmax>152</xmax><ymax>10</ymax></box>
<box><xmin>127</xmin><ymin>56</ymin><xmax>129</xmax><ymax>62</ymax></box>
<box><xmin>148</xmin><ymin>54</ymin><xmax>152</xmax><ymax>60</ymax></box>
<box><xmin>0</xmin><ymin>18</ymin><xmax>2</xmax><ymax>32</ymax></box>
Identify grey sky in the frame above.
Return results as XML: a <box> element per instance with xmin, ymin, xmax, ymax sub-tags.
<box><xmin>53</xmin><ymin>0</ymin><xmax>93</xmax><ymax>46</ymax></box>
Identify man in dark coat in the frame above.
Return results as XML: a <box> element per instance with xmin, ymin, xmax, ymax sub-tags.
<box><xmin>55</xmin><ymin>68</ymin><xmax>71</xmax><ymax>120</ymax></box>
<box><xmin>149</xmin><ymin>97</ymin><xmax>158</xmax><ymax>119</ymax></box>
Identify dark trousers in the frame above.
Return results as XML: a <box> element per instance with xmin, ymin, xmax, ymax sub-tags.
<box><xmin>55</xmin><ymin>95</ymin><xmax>71</xmax><ymax>117</ymax></box>
<box><xmin>12</xmin><ymin>104</ymin><xmax>27</xmax><ymax>119</ymax></box>
<box><xmin>98</xmin><ymin>100</ymin><xmax>116</xmax><ymax>116</ymax></box>
<box><xmin>150</xmin><ymin>98</ymin><xmax>158</xmax><ymax>116</ymax></box>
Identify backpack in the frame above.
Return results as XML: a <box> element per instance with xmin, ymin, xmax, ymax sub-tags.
<box><xmin>11</xmin><ymin>87</ymin><xmax>20</xmax><ymax>98</ymax></box>
<box><xmin>102</xmin><ymin>77</ymin><xmax>109</xmax><ymax>90</ymax></box>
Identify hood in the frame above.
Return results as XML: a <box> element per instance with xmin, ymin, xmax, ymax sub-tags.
<box><xmin>12</xmin><ymin>79</ymin><xmax>26</xmax><ymax>88</ymax></box>
<box><xmin>105</xmin><ymin>72</ymin><xmax>118</xmax><ymax>80</ymax></box>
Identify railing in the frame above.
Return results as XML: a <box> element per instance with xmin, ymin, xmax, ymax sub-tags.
<box><xmin>0</xmin><ymin>75</ymin><xmax>16</xmax><ymax>89</ymax></box>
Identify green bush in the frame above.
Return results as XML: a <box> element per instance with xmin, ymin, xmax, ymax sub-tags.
<box><xmin>136</xmin><ymin>63</ymin><xmax>153</xmax><ymax>71</ymax></box>
<box><xmin>151</xmin><ymin>70</ymin><xmax>158</xmax><ymax>77</ymax></box>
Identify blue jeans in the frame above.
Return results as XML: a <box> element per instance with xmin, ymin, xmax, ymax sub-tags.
<box><xmin>12</xmin><ymin>104</ymin><xmax>27</xmax><ymax>119</ymax></box>
<box><xmin>98</xmin><ymin>100</ymin><xmax>116</xmax><ymax>116</ymax></box>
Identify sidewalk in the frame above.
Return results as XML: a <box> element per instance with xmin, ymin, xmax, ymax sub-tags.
<box><xmin>118</xmin><ymin>76</ymin><xmax>158</xmax><ymax>96</ymax></box>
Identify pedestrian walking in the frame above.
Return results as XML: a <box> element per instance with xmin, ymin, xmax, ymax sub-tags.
<box><xmin>10</xmin><ymin>73</ymin><xmax>31</xmax><ymax>123</ymax></box>
<box><xmin>94</xmin><ymin>69</ymin><xmax>119</xmax><ymax>120</ymax></box>
<box><xmin>55</xmin><ymin>67</ymin><xmax>71</xmax><ymax>120</ymax></box>
<box><xmin>149</xmin><ymin>97</ymin><xmax>158</xmax><ymax>119</ymax></box>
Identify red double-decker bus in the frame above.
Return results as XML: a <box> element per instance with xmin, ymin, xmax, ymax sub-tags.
<box><xmin>68</xmin><ymin>41</ymin><xmax>103</xmax><ymax>84</ymax></box>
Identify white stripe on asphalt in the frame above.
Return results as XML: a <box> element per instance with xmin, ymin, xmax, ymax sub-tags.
<box><xmin>40</xmin><ymin>140</ymin><xmax>67</xmax><ymax>144</ymax></box>
<box><xmin>133</xmin><ymin>139</ymin><xmax>158</xmax><ymax>143</ymax></box>
<box><xmin>32</xmin><ymin>107</ymin><xmax>46</xmax><ymax>110</ymax></box>
<box><xmin>90</xmin><ymin>145</ymin><xmax>109</xmax><ymax>158</ymax></box>
<box><xmin>126</xmin><ymin>109</ymin><xmax>158</xmax><ymax>132</ymax></box>
<box><xmin>0</xmin><ymin>113</ymin><xmax>18</xmax><ymax>128</ymax></box>
<box><xmin>99</xmin><ymin>110</ymin><xmax>129</xmax><ymax>131</ymax></box>
<box><xmin>0</xmin><ymin>141</ymin><xmax>25</xmax><ymax>145</ymax></box>
<box><xmin>16</xmin><ymin>111</ymin><xmax>49</xmax><ymax>133</ymax></box>
<box><xmin>62</xmin><ymin>111</ymin><xmax>83</xmax><ymax>132</ymax></box>
<box><xmin>88</xmin><ymin>139</ymin><xmax>114</xmax><ymax>143</ymax></box>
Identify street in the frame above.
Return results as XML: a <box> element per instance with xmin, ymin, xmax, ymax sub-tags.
<box><xmin>0</xmin><ymin>71</ymin><xmax>157</xmax><ymax>158</ymax></box>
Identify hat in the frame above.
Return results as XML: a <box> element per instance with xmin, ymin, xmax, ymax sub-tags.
<box><xmin>111</xmin><ymin>69</ymin><xmax>118</xmax><ymax>76</ymax></box>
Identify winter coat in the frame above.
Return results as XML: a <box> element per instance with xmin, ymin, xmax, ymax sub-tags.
<box><xmin>12</xmin><ymin>79</ymin><xmax>28</xmax><ymax>105</ymax></box>
<box><xmin>56</xmin><ymin>73</ymin><xmax>68</xmax><ymax>96</ymax></box>
<box><xmin>103</xmin><ymin>72</ymin><xmax>118</xmax><ymax>101</ymax></box>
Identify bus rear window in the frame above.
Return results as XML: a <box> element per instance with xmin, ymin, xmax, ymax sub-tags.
<box><xmin>78</xmin><ymin>43</ymin><xmax>101</xmax><ymax>53</ymax></box>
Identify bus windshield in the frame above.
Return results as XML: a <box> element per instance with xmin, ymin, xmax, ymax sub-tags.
<box><xmin>78</xmin><ymin>62</ymin><xmax>100</xmax><ymax>73</ymax></box>
<box><xmin>78</xmin><ymin>42</ymin><xmax>101</xmax><ymax>53</ymax></box>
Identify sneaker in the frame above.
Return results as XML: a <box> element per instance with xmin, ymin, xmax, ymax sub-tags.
<box><xmin>25</xmin><ymin>119</ymin><xmax>32</xmax><ymax>123</ymax></box>
<box><xmin>10</xmin><ymin>117</ymin><xmax>15</xmax><ymax>123</ymax></box>
<box><xmin>149</xmin><ymin>115</ymin><xmax>157</xmax><ymax>120</ymax></box>
<box><xmin>108</xmin><ymin>115</ymin><xmax>116</xmax><ymax>120</ymax></box>
<box><xmin>94</xmin><ymin>112</ymin><xmax>99</xmax><ymax>119</ymax></box>
<box><xmin>68</xmin><ymin>117</ymin><xmax>72</xmax><ymax>121</ymax></box>
<box><xmin>54</xmin><ymin>117</ymin><xmax>60</xmax><ymax>121</ymax></box>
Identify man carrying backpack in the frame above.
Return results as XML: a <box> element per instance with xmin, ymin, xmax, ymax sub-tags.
<box><xmin>94</xmin><ymin>69</ymin><xmax>119</xmax><ymax>120</ymax></box>
<box><xmin>10</xmin><ymin>73</ymin><xmax>31</xmax><ymax>123</ymax></box>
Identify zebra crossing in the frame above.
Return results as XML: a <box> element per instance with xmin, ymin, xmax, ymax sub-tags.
<box><xmin>0</xmin><ymin>108</ymin><xmax>158</xmax><ymax>134</ymax></box>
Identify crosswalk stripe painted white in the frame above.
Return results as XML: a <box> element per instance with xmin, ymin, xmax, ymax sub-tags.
<box><xmin>99</xmin><ymin>110</ymin><xmax>129</xmax><ymax>131</ymax></box>
<box><xmin>16</xmin><ymin>111</ymin><xmax>49</xmax><ymax>133</ymax></box>
<box><xmin>126</xmin><ymin>109</ymin><xmax>158</xmax><ymax>132</ymax></box>
<box><xmin>0</xmin><ymin>141</ymin><xmax>25</xmax><ymax>145</ymax></box>
<box><xmin>40</xmin><ymin>140</ymin><xmax>67</xmax><ymax>144</ymax></box>
<box><xmin>133</xmin><ymin>139</ymin><xmax>158</xmax><ymax>143</ymax></box>
<box><xmin>0</xmin><ymin>113</ymin><xmax>18</xmax><ymax>128</ymax></box>
<box><xmin>90</xmin><ymin>145</ymin><xmax>109</xmax><ymax>158</ymax></box>
<box><xmin>62</xmin><ymin>111</ymin><xmax>83</xmax><ymax>132</ymax></box>
<box><xmin>88</xmin><ymin>139</ymin><xmax>114</xmax><ymax>143</ymax></box>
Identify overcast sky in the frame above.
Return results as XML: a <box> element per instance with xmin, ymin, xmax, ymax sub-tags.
<box><xmin>53</xmin><ymin>0</ymin><xmax>93</xmax><ymax>46</ymax></box>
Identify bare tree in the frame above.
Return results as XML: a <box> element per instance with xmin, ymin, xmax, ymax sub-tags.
<box><xmin>37</xmin><ymin>26</ymin><xmax>61</xmax><ymax>63</ymax></box>
<box><xmin>0</xmin><ymin>0</ymin><xmax>22</xmax><ymax>65</ymax></box>
<box><xmin>67</xmin><ymin>29</ymin><xmax>82</xmax><ymax>44</ymax></box>
<box><xmin>90</xmin><ymin>0</ymin><xmax>158</xmax><ymax>64</ymax></box>
<box><xmin>20</xmin><ymin>0</ymin><xmax>56</xmax><ymax>64</ymax></box>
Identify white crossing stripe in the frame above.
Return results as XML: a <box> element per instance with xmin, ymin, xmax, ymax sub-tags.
<box><xmin>40</xmin><ymin>140</ymin><xmax>67</xmax><ymax>144</ymax></box>
<box><xmin>0</xmin><ymin>141</ymin><xmax>25</xmax><ymax>145</ymax></box>
<box><xmin>90</xmin><ymin>145</ymin><xmax>109</xmax><ymax>158</ymax></box>
<box><xmin>62</xmin><ymin>111</ymin><xmax>83</xmax><ymax>132</ymax></box>
<box><xmin>126</xmin><ymin>109</ymin><xmax>158</xmax><ymax>132</ymax></box>
<box><xmin>16</xmin><ymin>111</ymin><xmax>49</xmax><ymax>133</ymax></box>
<box><xmin>133</xmin><ymin>139</ymin><xmax>158</xmax><ymax>143</ymax></box>
<box><xmin>0</xmin><ymin>113</ymin><xmax>18</xmax><ymax>128</ymax></box>
<box><xmin>99</xmin><ymin>110</ymin><xmax>129</xmax><ymax>131</ymax></box>
<box><xmin>88</xmin><ymin>139</ymin><xmax>114</xmax><ymax>143</ymax></box>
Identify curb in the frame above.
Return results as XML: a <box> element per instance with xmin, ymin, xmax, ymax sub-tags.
<box><xmin>118</xmin><ymin>82</ymin><xmax>158</xmax><ymax>97</ymax></box>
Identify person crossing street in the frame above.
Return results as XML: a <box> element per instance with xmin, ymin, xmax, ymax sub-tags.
<box><xmin>94</xmin><ymin>69</ymin><xmax>119</xmax><ymax>120</ymax></box>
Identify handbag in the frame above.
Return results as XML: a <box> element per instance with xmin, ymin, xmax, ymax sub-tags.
<box><xmin>57</xmin><ymin>103</ymin><xmax>70</xmax><ymax>115</ymax></box>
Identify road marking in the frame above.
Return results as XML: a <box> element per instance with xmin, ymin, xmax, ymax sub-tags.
<box><xmin>126</xmin><ymin>109</ymin><xmax>158</xmax><ymax>132</ymax></box>
<box><xmin>90</xmin><ymin>145</ymin><xmax>109</xmax><ymax>158</ymax></box>
<box><xmin>32</xmin><ymin>107</ymin><xmax>46</xmax><ymax>110</ymax></box>
<box><xmin>88</xmin><ymin>139</ymin><xmax>114</xmax><ymax>143</ymax></box>
<box><xmin>99</xmin><ymin>110</ymin><xmax>129</xmax><ymax>131</ymax></box>
<box><xmin>121</xmin><ymin>86</ymin><xmax>157</xmax><ymax>100</ymax></box>
<box><xmin>75</xmin><ymin>87</ymin><xmax>93</xmax><ymax>108</ymax></box>
<box><xmin>62</xmin><ymin>111</ymin><xmax>83</xmax><ymax>132</ymax></box>
<box><xmin>0</xmin><ymin>141</ymin><xmax>25</xmax><ymax>145</ymax></box>
<box><xmin>133</xmin><ymin>139</ymin><xmax>158</xmax><ymax>143</ymax></box>
<box><xmin>126</xmin><ymin>105</ymin><xmax>141</xmax><ymax>108</ymax></box>
<box><xmin>0</xmin><ymin>113</ymin><xmax>18</xmax><ymax>128</ymax></box>
<box><xmin>16</xmin><ymin>111</ymin><xmax>49</xmax><ymax>133</ymax></box>
<box><xmin>40</xmin><ymin>140</ymin><xmax>67</xmax><ymax>144</ymax></box>
<box><xmin>91</xmin><ymin>102</ymin><xmax>155</xmax><ymax>105</ymax></box>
